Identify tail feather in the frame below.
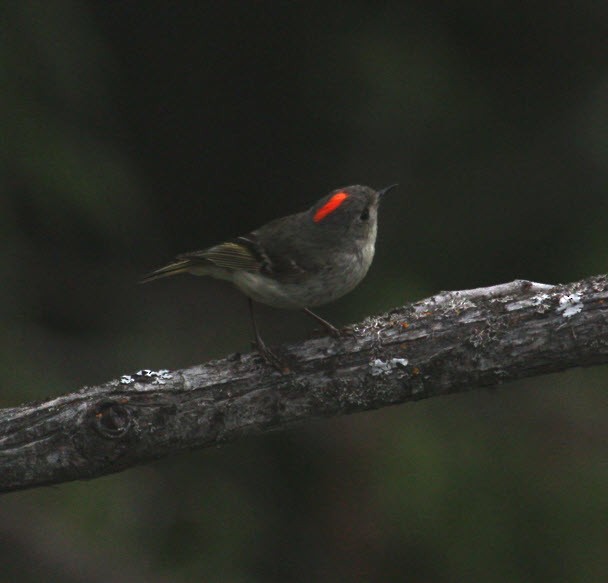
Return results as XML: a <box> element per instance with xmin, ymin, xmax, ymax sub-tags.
<box><xmin>139</xmin><ymin>260</ymin><xmax>192</xmax><ymax>284</ymax></box>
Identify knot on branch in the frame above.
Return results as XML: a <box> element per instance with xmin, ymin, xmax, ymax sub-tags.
<box><xmin>92</xmin><ymin>401</ymin><xmax>132</xmax><ymax>438</ymax></box>
<box><xmin>69</xmin><ymin>400</ymin><xmax>139</xmax><ymax>475</ymax></box>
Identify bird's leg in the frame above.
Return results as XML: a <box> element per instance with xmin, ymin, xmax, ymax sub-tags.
<box><xmin>302</xmin><ymin>308</ymin><xmax>341</xmax><ymax>338</ymax></box>
<box><xmin>248</xmin><ymin>298</ymin><xmax>288</xmax><ymax>371</ymax></box>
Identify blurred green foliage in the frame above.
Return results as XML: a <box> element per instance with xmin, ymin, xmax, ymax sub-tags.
<box><xmin>2</xmin><ymin>1</ymin><xmax>608</xmax><ymax>581</ymax></box>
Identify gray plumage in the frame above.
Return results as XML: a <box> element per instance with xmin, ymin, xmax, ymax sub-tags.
<box><xmin>142</xmin><ymin>184</ymin><xmax>395</xmax><ymax>367</ymax></box>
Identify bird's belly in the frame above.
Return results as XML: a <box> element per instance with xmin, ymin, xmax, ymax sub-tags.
<box><xmin>233</xmin><ymin>250</ymin><xmax>373</xmax><ymax>309</ymax></box>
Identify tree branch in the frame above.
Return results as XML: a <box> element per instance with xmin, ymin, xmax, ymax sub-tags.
<box><xmin>2</xmin><ymin>274</ymin><xmax>608</xmax><ymax>493</ymax></box>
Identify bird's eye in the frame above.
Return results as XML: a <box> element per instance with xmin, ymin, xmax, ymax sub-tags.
<box><xmin>360</xmin><ymin>208</ymin><xmax>370</xmax><ymax>221</ymax></box>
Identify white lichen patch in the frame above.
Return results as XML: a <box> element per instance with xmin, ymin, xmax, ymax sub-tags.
<box><xmin>557</xmin><ymin>293</ymin><xmax>583</xmax><ymax>318</ymax></box>
<box><xmin>120</xmin><ymin>369</ymin><xmax>174</xmax><ymax>386</ymax></box>
<box><xmin>506</xmin><ymin>292</ymin><xmax>552</xmax><ymax>313</ymax></box>
<box><xmin>370</xmin><ymin>359</ymin><xmax>391</xmax><ymax>375</ymax></box>
<box><xmin>533</xmin><ymin>293</ymin><xmax>551</xmax><ymax>305</ymax></box>
<box><xmin>135</xmin><ymin>369</ymin><xmax>174</xmax><ymax>385</ymax></box>
<box><xmin>369</xmin><ymin>358</ymin><xmax>409</xmax><ymax>376</ymax></box>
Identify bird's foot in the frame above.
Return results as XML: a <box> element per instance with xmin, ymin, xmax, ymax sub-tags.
<box><xmin>252</xmin><ymin>340</ymin><xmax>290</xmax><ymax>373</ymax></box>
<box><xmin>311</xmin><ymin>322</ymin><xmax>357</xmax><ymax>339</ymax></box>
<box><xmin>322</xmin><ymin>321</ymin><xmax>342</xmax><ymax>338</ymax></box>
<box><xmin>335</xmin><ymin>324</ymin><xmax>357</xmax><ymax>338</ymax></box>
<box><xmin>327</xmin><ymin>325</ymin><xmax>358</xmax><ymax>339</ymax></box>
<box><xmin>303</xmin><ymin>308</ymin><xmax>349</xmax><ymax>339</ymax></box>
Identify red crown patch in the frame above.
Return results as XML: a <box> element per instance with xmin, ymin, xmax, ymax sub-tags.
<box><xmin>313</xmin><ymin>192</ymin><xmax>349</xmax><ymax>223</ymax></box>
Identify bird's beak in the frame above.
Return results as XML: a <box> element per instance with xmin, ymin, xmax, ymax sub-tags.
<box><xmin>378</xmin><ymin>184</ymin><xmax>399</xmax><ymax>198</ymax></box>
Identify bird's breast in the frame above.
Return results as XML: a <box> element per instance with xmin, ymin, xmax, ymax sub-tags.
<box><xmin>232</xmin><ymin>240</ymin><xmax>375</xmax><ymax>309</ymax></box>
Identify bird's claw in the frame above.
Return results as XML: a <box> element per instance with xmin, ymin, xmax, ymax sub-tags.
<box><xmin>335</xmin><ymin>325</ymin><xmax>356</xmax><ymax>338</ymax></box>
<box><xmin>252</xmin><ymin>341</ymin><xmax>290</xmax><ymax>373</ymax></box>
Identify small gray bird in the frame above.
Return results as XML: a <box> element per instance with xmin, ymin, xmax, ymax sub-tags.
<box><xmin>142</xmin><ymin>184</ymin><xmax>396</xmax><ymax>367</ymax></box>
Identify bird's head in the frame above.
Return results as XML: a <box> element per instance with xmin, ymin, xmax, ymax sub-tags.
<box><xmin>309</xmin><ymin>184</ymin><xmax>397</xmax><ymax>241</ymax></box>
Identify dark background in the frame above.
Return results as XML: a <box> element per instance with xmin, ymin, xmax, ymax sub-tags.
<box><xmin>2</xmin><ymin>2</ymin><xmax>608</xmax><ymax>581</ymax></box>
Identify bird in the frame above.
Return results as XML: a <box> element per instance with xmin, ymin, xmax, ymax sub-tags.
<box><xmin>141</xmin><ymin>184</ymin><xmax>396</xmax><ymax>368</ymax></box>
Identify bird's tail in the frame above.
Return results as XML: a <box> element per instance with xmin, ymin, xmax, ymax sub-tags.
<box><xmin>139</xmin><ymin>259</ymin><xmax>194</xmax><ymax>284</ymax></box>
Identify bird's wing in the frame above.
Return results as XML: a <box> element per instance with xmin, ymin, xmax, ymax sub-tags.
<box><xmin>178</xmin><ymin>238</ymin><xmax>263</xmax><ymax>271</ymax></box>
<box><xmin>189</xmin><ymin>230</ymin><xmax>310</xmax><ymax>283</ymax></box>
<box><xmin>251</xmin><ymin>217</ymin><xmax>320</xmax><ymax>283</ymax></box>
<box><xmin>143</xmin><ymin>213</ymin><xmax>316</xmax><ymax>284</ymax></box>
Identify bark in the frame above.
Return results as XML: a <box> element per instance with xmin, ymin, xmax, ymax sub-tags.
<box><xmin>2</xmin><ymin>275</ymin><xmax>608</xmax><ymax>494</ymax></box>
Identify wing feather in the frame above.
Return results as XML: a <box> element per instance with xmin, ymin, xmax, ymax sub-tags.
<box><xmin>179</xmin><ymin>241</ymin><xmax>261</xmax><ymax>271</ymax></box>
